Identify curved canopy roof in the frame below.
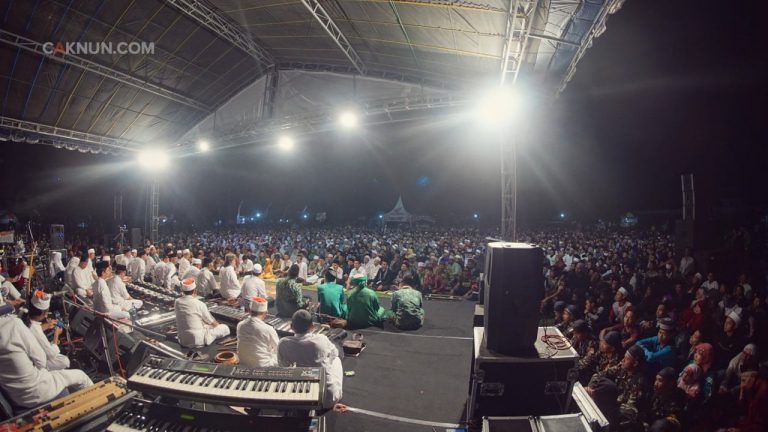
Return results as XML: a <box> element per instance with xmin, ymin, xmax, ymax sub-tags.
<box><xmin>0</xmin><ymin>0</ymin><xmax>625</xmax><ymax>153</ymax></box>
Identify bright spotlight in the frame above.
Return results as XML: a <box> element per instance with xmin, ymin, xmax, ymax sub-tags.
<box><xmin>560</xmin><ymin>212</ymin><xmax>566</xmax><ymax>219</ymax></box>
<box><xmin>378</xmin><ymin>214</ymin><xmax>384</xmax><ymax>220</ymax></box>
<box><xmin>338</xmin><ymin>111</ymin><xmax>358</xmax><ymax>129</ymax></box>
<box><xmin>302</xmin><ymin>214</ymin><xmax>308</xmax><ymax>219</ymax></box>
<box><xmin>197</xmin><ymin>140</ymin><xmax>210</xmax><ymax>152</ymax></box>
<box><xmin>256</xmin><ymin>212</ymin><xmax>261</xmax><ymax>218</ymax></box>
<box><xmin>278</xmin><ymin>135</ymin><xmax>294</xmax><ymax>151</ymax></box>
<box><xmin>475</xmin><ymin>86</ymin><xmax>518</xmax><ymax>128</ymax></box>
<box><xmin>138</xmin><ymin>149</ymin><xmax>169</xmax><ymax>169</ymax></box>
<box><xmin>473</xmin><ymin>213</ymin><xmax>479</xmax><ymax>219</ymax></box>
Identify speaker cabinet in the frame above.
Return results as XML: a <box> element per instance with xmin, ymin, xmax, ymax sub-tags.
<box><xmin>50</xmin><ymin>224</ymin><xmax>65</xmax><ymax>249</ymax></box>
<box><xmin>131</xmin><ymin>228</ymin><xmax>142</xmax><ymax>249</ymax></box>
<box><xmin>484</xmin><ymin>242</ymin><xmax>543</xmax><ymax>356</ymax></box>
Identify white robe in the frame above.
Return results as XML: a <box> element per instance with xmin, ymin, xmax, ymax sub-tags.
<box><xmin>92</xmin><ymin>279</ymin><xmax>129</xmax><ymax>320</ymax></box>
<box><xmin>219</xmin><ymin>266</ymin><xmax>241</xmax><ymax>300</ymax></box>
<box><xmin>72</xmin><ymin>266</ymin><xmax>94</xmax><ymax>297</ymax></box>
<box><xmin>64</xmin><ymin>257</ymin><xmax>80</xmax><ymax>288</ymax></box>
<box><xmin>0</xmin><ymin>317</ymin><xmax>92</xmax><ymax>408</ymax></box>
<box><xmin>178</xmin><ymin>258</ymin><xmax>191</xmax><ymax>280</ymax></box>
<box><xmin>237</xmin><ymin>317</ymin><xmax>279</xmax><ymax>368</ymax></box>
<box><xmin>195</xmin><ymin>268</ymin><xmax>217</xmax><ymax>297</ymax></box>
<box><xmin>29</xmin><ymin>321</ymin><xmax>70</xmax><ymax>370</ymax></box>
<box><xmin>174</xmin><ymin>295</ymin><xmax>230</xmax><ymax>347</ymax></box>
<box><xmin>107</xmin><ymin>277</ymin><xmax>143</xmax><ymax>311</ymax></box>
<box><xmin>128</xmin><ymin>257</ymin><xmax>146</xmax><ymax>281</ymax></box>
<box><xmin>240</xmin><ymin>276</ymin><xmax>267</xmax><ymax>309</ymax></box>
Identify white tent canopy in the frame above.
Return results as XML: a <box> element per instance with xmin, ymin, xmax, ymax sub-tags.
<box><xmin>382</xmin><ymin>196</ymin><xmax>434</xmax><ymax>224</ymax></box>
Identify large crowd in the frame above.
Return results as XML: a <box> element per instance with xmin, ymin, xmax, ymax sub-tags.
<box><xmin>3</xmin><ymin>224</ymin><xmax>766</xmax><ymax>431</ymax></box>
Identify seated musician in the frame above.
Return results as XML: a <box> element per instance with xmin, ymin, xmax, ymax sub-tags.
<box><xmin>0</xmin><ymin>307</ymin><xmax>93</xmax><ymax>409</ymax></box>
<box><xmin>108</xmin><ymin>264</ymin><xmax>143</xmax><ymax>311</ymax></box>
<box><xmin>240</xmin><ymin>264</ymin><xmax>267</xmax><ymax>311</ymax></box>
<box><xmin>276</xmin><ymin>265</ymin><xmax>308</xmax><ymax>318</ymax></box>
<box><xmin>317</xmin><ymin>271</ymin><xmax>347</xmax><ymax>319</ymax></box>
<box><xmin>278</xmin><ymin>310</ymin><xmax>343</xmax><ymax>409</ymax></box>
<box><xmin>0</xmin><ymin>274</ymin><xmax>24</xmax><ymax>307</ymax></box>
<box><xmin>218</xmin><ymin>254</ymin><xmax>242</xmax><ymax>301</ymax></box>
<box><xmin>384</xmin><ymin>274</ymin><xmax>424</xmax><ymax>331</ymax></box>
<box><xmin>195</xmin><ymin>258</ymin><xmax>218</xmax><ymax>298</ymax></box>
<box><xmin>71</xmin><ymin>254</ymin><xmax>94</xmax><ymax>298</ymax></box>
<box><xmin>346</xmin><ymin>275</ymin><xmax>385</xmax><ymax>330</ymax></box>
<box><xmin>237</xmin><ymin>297</ymin><xmax>279</xmax><ymax>368</ymax></box>
<box><xmin>23</xmin><ymin>291</ymin><xmax>70</xmax><ymax>370</ymax></box>
<box><xmin>92</xmin><ymin>262</ymin><xmax>130</xmax><ymax>320</ymax></box>
<box><xmin>175</xmin><ymin>278</ymin><xmax>230</xmax><ymax>348</ymax></box>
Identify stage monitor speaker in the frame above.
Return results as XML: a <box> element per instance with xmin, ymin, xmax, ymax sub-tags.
<box><xmin>484</xmin><ymin>242</ymin><xmax>543</xmax><ymax>356</ymax></box>
<box><xmin>50</xmin><ymin>224</ymin><xmax>65</xmax><ymax>249</ymax></box>
<box><xmin>675</xmin><ymin>219</ymin><xmax>695</xmax><ymax>251</ymax></box>
<box><xmin>130</xmin><ymin>228</ymin><xmax>142</xmax><ymax>248</ymax></box>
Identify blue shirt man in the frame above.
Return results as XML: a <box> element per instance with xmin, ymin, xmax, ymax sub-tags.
<box><xmin>636</xmin><ymin>317</ymin><xmax>678</xmax><ymax>376</ymax></box>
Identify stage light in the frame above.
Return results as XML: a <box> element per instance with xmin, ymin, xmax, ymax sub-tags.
<box><xmin>256</xmin><ymin>212</ymin><xmax>261</xmax><ymax>218</ymax></box>
<box><xmin>138</xmin><ymin>149</ymin><xmax>169</xmax><ymax>169</ymax></box>
<box><xmin>278</xmin><ymin>135</ymin><xmax>294</xmax><ymax>151</ymax></box>
<box><xmin>303</xmin><ymin>214</ymin><xmax>308</xmax><ymax>219</ymax></box>
<box><xmin>338</xmin><ymin>111</ymin><xmax>358</xmax><ymax>129</ymax></box>
<box><xmin>474</xmin><ymin>86</ymin><xmax>519</xmax><ymax>128</ymax></box>
<box><xmin>473</xmin><ymin>213</ymin><xmax>479</xmax><ymax>219</ymax></box>
<box><xmin>378</xmin><ymin>214</ymin><xmax>384</xmax><ymax>220</ymax></box>
<box><xmin>197</xmin><ymin>140</ymin><xmax>210</xmax><ymax>152</ymax></box>
<box><xmin>560</xmin><ymin>212</ymin><xmax>566</xmax><ymax>219</ymax></box>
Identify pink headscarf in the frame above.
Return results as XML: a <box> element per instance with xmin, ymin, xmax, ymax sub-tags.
<box><xmin>694</xmin><ymin>343</ymin><xmax>714</xmax><ymax>374</ymax></box>
<box><xmin>677</xmin><ymin>363</ymin><xmax>702</xmax><ymax>400</ymax></box>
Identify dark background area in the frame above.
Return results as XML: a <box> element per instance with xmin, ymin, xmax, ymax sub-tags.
<box><xmin>0</xmin><ymin>0</ymin><xmax>766</xmax><ymax>232</ymax></box>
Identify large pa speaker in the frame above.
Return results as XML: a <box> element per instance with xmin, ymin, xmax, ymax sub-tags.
<box><xmin>131</xmin><ymin>228</ymin><xmax>142</xmax><ymax>248</ymax></box>
<box><xmin>50</xmin><ymin>224</ymin><xmax>65</xmax><ymax>249</ymax></box>
<box><xmin>484</xmin><ymin>242</ymin><xmax>543</xmax><ymax>356</ymax></box>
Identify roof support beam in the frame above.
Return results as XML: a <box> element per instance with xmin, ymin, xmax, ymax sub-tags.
<box><xmin>277</xmin><ymin>62</ymin><xmax>460</xmax><ymax>90</ymax></box>
<box><xmin>260</xmin><ymin>66</ymin><xmax>279</xmax><ymax>120</ymax></box>
<box><xmin>299</xmin><ymin>0</ymin><xmax>368</xmax><ymax>75</ymax></box>
<box><xmin>163</xmin><ymin>0</ymin><xmax>274</xmax><ymax>67</ymax></box>
<box><xmin>0</xmin><ymin>115</ymin><xmax>142</xmax><ymax>152</ymax></box>
<box><xmin>0</xmin><ymin>30</ymin><xmax>212</xmax><ymax>112</ymax></box>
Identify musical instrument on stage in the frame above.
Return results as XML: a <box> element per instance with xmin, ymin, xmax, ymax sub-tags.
<box><xmin>2</xmin><ymin>377</ymin><xmax>134</xmax><ymax>432</ymax></box>
<box><xmin>125</xmin><ymin>283</ymin><xmax>176</xmax><ymax>306</ymax></box>
<box><xmin>134</xmin><ymin>310</ymin><xmax>176</xmax><ymax>328</ymax></box>
<box><xmin>131</xmin><ymin>280</ymin><xmax>178</xmax><ymax>297</ymax></box>
<box><xmin>209</xmin><ymin>305</ymin><xmax>347</xmax><ymax>341</ymax></box>
<box><xmin>107</xmin><ymin>399</ymin><xmax>321</xmax><ymax>432</ymax></box>
<box><xmin>128</xmin><ymin>355</ymin><xmax>325</xmax><ymax>409</ymax></box>
<box><xmin>425</xmin><ymin>293</ymin><xmax>464</xmax><ymax>301</ymax></box>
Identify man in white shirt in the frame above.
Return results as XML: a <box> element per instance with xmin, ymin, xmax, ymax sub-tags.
<box><xmin>346</xmin><ymin>258</ymin><xmax>367</xmax><ymax>290</ymax></box>
<box><xmin>183</xmin><ymin>258</ymin><xmax>202</xmax><ymax>280</ymax></box>
<box><xmin>237</xmin><ymin>297</ymin><xmax>278</xmax><ymax>368</ymax></box>
<box><xmin>178</xmin><ymin>249</ymin><xmax>192</xmax><ymax>280</ymax></box>
<box><xmin>296</xmin><ymin>254</ymin><xmax>308</xmax><ymax>281</ymax></box>
<box><xmin>241</xmin><ymin>264</ymin><xmax>267</xmax><ymax>310</ymax></box>
<box><xmin>108</xmin><ymin>265</ymin><xmax>143</xmax><ymax>311</ymax></box>
<box><xmin>128</xmin><ymin>250</ymin><xmax>147</xmax><ymax>281</ymax></box>
<box><xmin>367</xmin><ymin>257</ymin><xmax>381</xmax><ymax>280</ymax></box>
<box><xmin>174</xmin><ymin>278</ymin><xmax>230</xmax><ymax>348</ymax></box>
<box><xmin>195</xmin><ymin>258</ymin><xmax>218</xmax><ymax>298</ymax></box>
<box><xmin>153</xmin><ymin>254</ymin><xmax>170</xmax><ymax>287</ymax></box>
<box><xmin>0</xmin><ymin>312</ymin><xmax>93</xmax><ymax>409</ymax></box>
<box><xmin>219</xmin><ymin>254</ymin><xmax>242</xmax><ymax>300</ymax></box>
<box><xmin>278</xmin><ymin>310</ymin><xmax>343</xmax><ymax>409</ymax></box>
<box><xmin>26</xmin><ymin>292</ymin><xmax>70</xmax><ymax>370</ymax></box>
<box><xmin>86</xmin><ymin>248</ymin><xmax>96</xmax><ymax>278</ymax></box>
<box><xmin>72</xmin><ymin>256</ymin><xmax>94</xmax><ymax>298</ymax></box>
<box><xmin>92</xmin><ymin>262</ymin><xmax>130</xmax><ymax>320</ymax></box>
<box><xmin>114</xmin><ymin>248</ymin><xmax>132</xmax><ymax>267</ymax></box>
<box><xmin>701</xmin><ymin>272</ymin><xmax>719</xmax><ymax>292</ymax></box>
<box><xmin>165</xmin><ymin>252</ymin><xmax>179</xmax><ymax>289</ymax></box>
<box><xmin>679</xmin><ymin>248</ymin><xmax>695</xmax><ymax>277</ymax></box>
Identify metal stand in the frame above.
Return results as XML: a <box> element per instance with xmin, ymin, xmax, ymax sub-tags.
<box><xmin>97</xmin><ymin>317</ymin><xmax>116</xmax><ymax>377</ymax></box>
<box><xmin>149</xmin><ymin>180</ymin><xmax>160</xmax><ymax>244</ymax></box>
<box><xmin>500</xmin><ymin>132</ymin><xmax>517</xmax><ymax>242</ymax></box>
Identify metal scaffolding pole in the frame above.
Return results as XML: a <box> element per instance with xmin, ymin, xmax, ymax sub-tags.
<box><xmin>500</xmin><ymin>133</ymin><xmax>517</xmax><ymax>241</ymax></box>
<box><xmin>149</xmin><ymin>180</ymin><xmax>160</xmax><ymax>244</ymax></box>
<box><xmin>260</xmin><ymin>67</ymin><xmax>279</xmax><ymax>120</ymax></box>
<box><xmin>300</xmin><ymin>0</ymin><xmax>367</xmax><ymax>75</ymax></box>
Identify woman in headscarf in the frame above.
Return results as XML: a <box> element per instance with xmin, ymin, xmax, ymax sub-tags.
<box><xmin>677</xmin><ymin>363</ymin><xmax>702</xmax><ymax>401</ymax></box>
<box><xmin>691</xmin><ymin>342</ymin><xmax>716</xmax><ymax>401</ymax></box>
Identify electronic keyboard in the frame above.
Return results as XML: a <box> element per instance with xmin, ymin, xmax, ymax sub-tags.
<box><xmin>127</xmin><ymin>355</ymin><xmax>325</xmax><ymax>409</ymax></box>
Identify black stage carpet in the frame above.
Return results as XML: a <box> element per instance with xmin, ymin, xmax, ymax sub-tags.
<box><xmin>330</xmin><ymin>295</ymin><xmax>475</xmax><ymax>432</ymax></box>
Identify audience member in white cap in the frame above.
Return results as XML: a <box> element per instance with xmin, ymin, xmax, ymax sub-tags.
<box><xmin>237</xmin><ymin>297</ymin><xmax>278</xmax><ymax>368</ymax></box>
<box><xmin>178</xmin><ymin>249</ymin><xmax>192</xmax><ymax>280</ymax></box>
<box><xmin>609</xmin><ymin>287</ymin><xmax>633</xmax><ymax>324</ymax></box>
<box><xmin>86</xmin><ymin>248</ymin><xmax>96</xmax><ymax>277</ymax></box>
<box><xmin>114</xmin><ymin>248</ymin><xmax>132</xmax><ymax>267</ymax></box>
<box><xmin>174</xmin><ymin>278</ymin><xmax>229</xmax><ymax>348</ymax></box>
<box><xmin>108</xmin><ymin>264</ymin><xmax>143</xmax><ymax>311</ymax></box>
<box><xmin>92</xmin><ymin>262</ymin><xmax>130</xmax><ymax>320</ymax></box>
<box><xmin>23</xmin><ymin>291</ymin><xmax>70</xmax><ymax>370</ymax></box>
<box><xmin>240</xmin><ymin>264</ymin><xmax>267</xmax><ymax>310</ymax></box>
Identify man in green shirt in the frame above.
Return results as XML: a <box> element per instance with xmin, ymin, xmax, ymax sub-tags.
<box><xmin>317</xmin><ymin>271</ymin><xmax>347</xmax><ymax>318</ymax></box>
<box><xmin>385</xmin><ymin>274</ymin><xmax>425</xmax><ymax>330</ymax></box>
<box><xmin>346</xmin><ymin>275</ymin><xmax>384</xmax><ymax>330</ymax></box>
<box><xmin>276</xmin><ymin>264</ymin><xmax>308</xmax><ymax>318</ymax></box>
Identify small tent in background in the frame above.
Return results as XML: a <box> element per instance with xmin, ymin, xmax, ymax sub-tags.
<box><xmin>382</xmin><ymin>196</ymin><xmax>412</xmax><ymax>224</ymax></box>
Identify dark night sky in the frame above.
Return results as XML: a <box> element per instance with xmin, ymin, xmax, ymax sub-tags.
<box><xmin>1</xmin><ymin>0</ymin><xmax>766</xmax><ymax>230</ymax></box>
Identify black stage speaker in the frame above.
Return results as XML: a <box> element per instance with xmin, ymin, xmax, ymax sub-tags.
<box><xmin>675</xmin><ymin>219</ymin><xmax>695</xmax><ymax>251</ymax></box>
<box><xmin>83</xmin><ymin>317</ymin><xmax>144</xmax><ymax>372</ymax></box>
<box><xmin>484</xmin><ymin>242</ymin><xmax>543</xmax><ymax>356</ymax></box>
<box><xmin>131</xmin><ymin>228</ymin><xmax>142</xmax><ymax>248</ymax></box>
<box><xmin>50</xmin><ymin>224</ymin><xmax>65</xmax><ymax>249</ymax></box>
